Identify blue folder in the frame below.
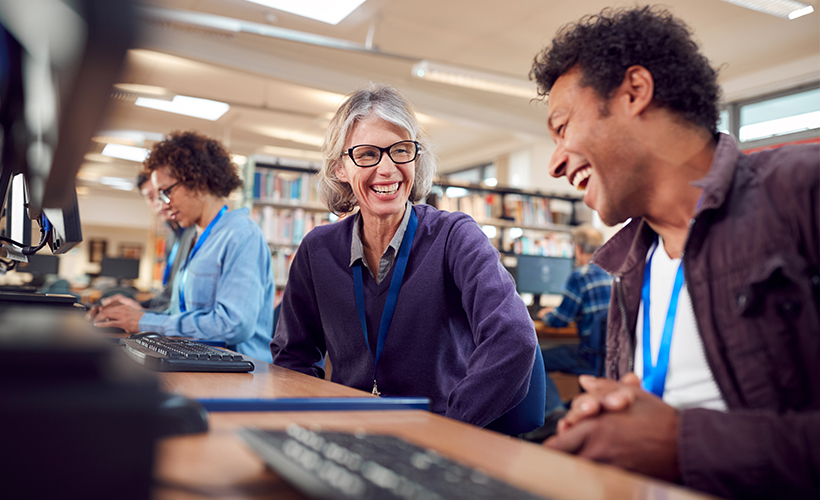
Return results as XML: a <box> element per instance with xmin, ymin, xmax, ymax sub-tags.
<box><xmin>197</xmin><ymin>397</ymin><xmax>430</xmax><ymax>412</ymax></box>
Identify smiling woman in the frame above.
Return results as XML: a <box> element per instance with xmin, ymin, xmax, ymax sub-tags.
<box><xmin>271</xmin><ymin>84</ymin><xmax>541</xmax><ymax>431</ymax></box>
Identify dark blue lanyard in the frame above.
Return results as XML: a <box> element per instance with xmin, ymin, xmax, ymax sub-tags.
<box><xmin>163</xmin><ymin>239</ymin><xmax>180</xmax><ymax>286</ymax></box>
<box><xmin>353</xmin><ymin>209</ymin><xmax>418</xmax><ymax>396</ymax></box>
<box><xmin>179</xmin><ymin>205</ymin><xmax>227</xmax><ymax>313</ymax></box>
<box><xmin>641</xmin><ymin>237</ymin><xmax>685</xmax><ymax>398</ymax></box>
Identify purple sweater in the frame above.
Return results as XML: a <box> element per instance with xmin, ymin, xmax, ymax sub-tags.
<box><xmin>271</xmin><ymin>204</ymin><xmax>538</xmax><ymax>427</ymax></box>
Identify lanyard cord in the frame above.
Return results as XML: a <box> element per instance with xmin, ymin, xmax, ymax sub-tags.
<box><xmin>179</xmin><ymin>206</ymin><xmax>227</xmax><ymax>313</ymax></box>
<box><xmin>641</xmin><ymin>237</ymin><xmax>685</xmax><ymax>398</ymax></box>
<box><xmin>353</xmin><ymin>209</ymin><xmax>418</xmax><ymax>396</ymax></box>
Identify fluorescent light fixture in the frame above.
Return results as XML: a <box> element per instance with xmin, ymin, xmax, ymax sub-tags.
<box><xmin>508</xmin><ymin>227</ymin><xmax>524</xmax><ymax>240</ymax></box>
<box><xmin>99</xmin><ymin>177</ymin><xmax>136</xmax><ymax>191</ymax></box>
<box><xmin>720</xmin><ymin>0</ymin><xmax>815</xmax><ymax>19</ymax></box>
<box><xmin>412</xmin><ymin>60</ymin><xmax>536</xmax><ymax>99</ymax></box>
<box><xmin>135</xmin><ymin>95</ymin><xmax>230</xmax><ymax>121</ymax></box>
<box><xmin>483</xmin><ymin>177</ymin><xmax>498</xmax><ymax>187</ymax></box>
<box><xmin>242</xmin><ymin>0</ymin><xmax>366</xmax><ymax>25</ymax></box>
<box><xmin>101</xmin><ymin>143</ymin><xmax>150</xmax><ymax>163</ymax></box>
<box><xmin>739</xmin><ymin>110</ymin><xmax>820</xmax><ymax>141</ymax></box>
<box><xmin>93</xmin><ymin>130</ymin><xmax>165</xmax><ymax>147</ymax></box>
<box><xmin>256</xmin><ymin>127</ymin><xmax>324</xmax><ymax>147</ymax></box>
<box><xmin>113</xmin><ymin>83</ymin><xmax>171</xmax><ymax>97</ymax></box>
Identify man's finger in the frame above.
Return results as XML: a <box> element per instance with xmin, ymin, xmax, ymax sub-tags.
<box><xmin>543</xmin><ymin>419</ymin><xmax>595</xmax><ymax>454</ymax></box>
<box><xmin>560</xmin><ymin>393</ymin><xmax>603</xmax><ymax>428</ymax></box>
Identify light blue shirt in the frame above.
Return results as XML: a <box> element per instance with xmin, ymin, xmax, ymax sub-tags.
<box><xmin>139</xmin><ymin>207</ymin><xmax>275</xmax><ymax>363</ymax></box>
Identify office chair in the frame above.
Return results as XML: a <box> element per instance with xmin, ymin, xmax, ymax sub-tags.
<box><xmin>485</xmin><ymin>347</ymin><xmax>546</xmax><ymax>436</ymax></box>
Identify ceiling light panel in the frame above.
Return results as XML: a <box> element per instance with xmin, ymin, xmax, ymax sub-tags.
<box><xmin>242</xmin><ymin>0</ymin><xmax>366</xmax><ymax>25</ymax></box>
<box><xmin>101</xmin><ymin>144</ymin><xmax>150</xmax><ymax>163</ymax></box>
<box><xmin>720</xmin><ymin>0</ymin><xmax>815</xmax><ymax>19</ymax></box>
<box><xmin>412</xmin><ymin>60</ymin><xmax>536</xmax><ymax>99</ymax></box>
<box><xmin>135</xmin><ymin>95</ymin><xmax>230</xmax><ymax>121</ymax></box>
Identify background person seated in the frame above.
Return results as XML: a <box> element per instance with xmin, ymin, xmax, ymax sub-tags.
<box><xmin>88</xmin><ymin>131</ymin><xmax>275</xmax><ymax>363</ymax></box>
<box><xmin>525</xmin><ymin>224</ymin><xmax>612</xmax><ymax>441</ymax></box>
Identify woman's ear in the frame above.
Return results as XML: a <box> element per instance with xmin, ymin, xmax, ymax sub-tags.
<box><xmin>334</xmin><ymin>161</ymin><xmax>348</xmax><ymax>183</ymax></box>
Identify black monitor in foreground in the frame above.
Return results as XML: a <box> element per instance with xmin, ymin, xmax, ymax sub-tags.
<box><xmin>515</xmin><ymin>254</ymin><xmax>575</xmax><ymax>296</ymax></box>
<box><xmin>100</xmin><ymin>257</ymin><xmax>140</xmax><ymax>281</ymax></box>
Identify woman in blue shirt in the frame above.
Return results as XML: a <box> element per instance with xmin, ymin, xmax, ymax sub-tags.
<box><xmin>91</xmin><ymin>131</ymin><xmax>275</xmax><ymax>362</ymax></box>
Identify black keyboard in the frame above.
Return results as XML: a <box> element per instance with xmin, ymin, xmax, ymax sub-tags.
<box><xmin>120</xmin><ymin>337</ymin><xmax>254</xmax><ymax>372</ymax></box>
<box><xmin>238</xmin><ymin>425</ymin><xmax>549</xmax><ymax>500</ymax></box>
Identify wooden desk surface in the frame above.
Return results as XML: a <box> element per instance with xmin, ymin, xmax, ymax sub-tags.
<box><xmin>155</xmin><ymin>365</ymin><xmax>715</xmax><ymax>500</ymax></box>
<box><xmin>534</xmin><ymin>320</ymin><xmax>578</xmax><ymax>340</ymax></box>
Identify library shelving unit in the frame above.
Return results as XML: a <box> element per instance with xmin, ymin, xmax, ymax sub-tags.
<box><xmin>425</xmin><ymin>179</ymin><xmax>584</xmax><ymax>259</ymax></box>
<box><xmin>242</xmin><ymin>155</ymin><xmax>334</xmax><ymax>290</ymax></box>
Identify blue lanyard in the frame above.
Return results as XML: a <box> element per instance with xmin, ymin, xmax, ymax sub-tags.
<box><xmin>163</xmin><ymin>238</ymin><xmax>180</xmax><ymax>286</ymax></box>
<box><xmin>641</xmin><ymin>237</ymin><xmax>685</xmax><ymax>398</ymax></box>
<box><xmin>353</xmin><ymin>209</ymin><xmax>418</xmax><ymax>396</ymax></box>
<box><xmin>179</xmin><ymin>206</ymin><xmax>227</xmax><ymax>313</ymax></box>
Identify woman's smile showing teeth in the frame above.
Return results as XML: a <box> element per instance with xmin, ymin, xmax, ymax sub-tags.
<box><xmin>371</xmin><ymin>182</ymin><xmax>400</xmax><ymax>195</ymax></box>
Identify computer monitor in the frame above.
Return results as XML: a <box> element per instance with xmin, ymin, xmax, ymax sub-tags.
<box><xmin>0</xmin><ymin>0</ymin><xmax>136</xmax><ymax>259</ymax></box>
<box><xmin>100</xmin><ymin>257</ymin><xmax>140</xmax><ymax>281</ymax></box>
<box><xmin>18</xmin><ymin>253</ymin><xmax>60</xmax><ymax>276</ymax></box>
<box><xmin>514</xmin><ymin>254</ymin><xmax>575</xmax><ymax>296</ymax></box>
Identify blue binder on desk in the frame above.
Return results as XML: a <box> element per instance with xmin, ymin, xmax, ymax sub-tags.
<box><xmin>198</xmin><ymin>397</ymin><xmax>430</xmax><ymax>412</ymax></box>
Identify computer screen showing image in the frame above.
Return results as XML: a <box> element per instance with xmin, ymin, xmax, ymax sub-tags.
<box><xmin>514</xmin><ymin>254</ymin><xmax>575</xmax><ymax>296</ymax></box>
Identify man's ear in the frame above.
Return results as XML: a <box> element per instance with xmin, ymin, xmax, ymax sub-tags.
<box><xmin>618</xmin><ymin>65</ymin><xmax>654</xmax><ymax>117</ymax></box>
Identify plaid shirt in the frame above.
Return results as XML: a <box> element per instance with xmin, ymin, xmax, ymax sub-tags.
<box><xmin>542</xmin><ymin>262</ymin><xmax>612</xmax><ymax>340</ymax></box>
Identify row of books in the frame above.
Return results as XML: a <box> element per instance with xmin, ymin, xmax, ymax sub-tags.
<box><xmin>271</xmin><ymin>248</ymin><xmax>297</xmax><ymax>287</ymax></box>
<box><xmin>512</xmin><ymin>233</ymin><xmax>575</xmax><ymax>258</ymax></box>
<box><xmin>251</xmin><ymin>206</ymin><xmax>331</xmax><ymax>247</ymax></box>
<box><xmin>429</xmin><ymin>190</ymin><xmax>575</xmax><ymax>227</ymax></box>
<box><xmin>252</xmin><ymin>168</ymin><xmax>319</xmax><ymax>205</ymax></box>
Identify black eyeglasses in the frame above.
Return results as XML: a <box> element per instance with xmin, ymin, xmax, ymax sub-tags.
<box><xmin>343</xmin><ymin>140</ymin><xmax>421</xmax><ymax>168</ymax></box>
<box><xmin>157</xmin><ymin>181</ymin><xmax>181</xmax><ymax>204</ymax></box>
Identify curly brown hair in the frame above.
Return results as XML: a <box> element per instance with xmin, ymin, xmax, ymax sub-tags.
<box><xmin>530</xmin><ymin>6</ymin><xmax>721</xmax><ymax>133</ymax></box>
<box><xmin>143</xmin><ymin>131</ymin><xmax>242</xmax><ymax>197</ymax></box>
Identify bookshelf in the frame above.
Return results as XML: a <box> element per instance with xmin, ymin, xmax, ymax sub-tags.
<box><xmin>243</xmin><ymin>155</ymin><xmax>334</xmax><ymax>290</ymax></box>
<box><xmin>425</xmin><ymin>180</ymin><xmax>583</xmax><ymax>258</ymax></box>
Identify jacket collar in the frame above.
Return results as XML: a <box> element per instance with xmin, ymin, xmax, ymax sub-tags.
<box><xmin>592</xmin><ymin>133</ymin><xmax>742</xmax><ymax>277</ymax></box>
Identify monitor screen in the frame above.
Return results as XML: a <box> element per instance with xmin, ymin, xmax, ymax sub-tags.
<box><xmin>19</xmin><ymin>254</ymin><xmax>60</xmax><ymax>276</ymax></box>
<box><xmin>100</xmin><ymin>257</ymin><xmax>140</xmax><ymax>280</ymax></box>
<box><xmin>514</xmin><ymin>254</ymin><xmax>575</xmax><ymax>295</ymax></box>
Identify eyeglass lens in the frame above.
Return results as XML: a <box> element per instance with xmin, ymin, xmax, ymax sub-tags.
<box><xmin>349</xmin><ymin>141</ymin><xmax>418</xmax><ymax>167</ymax></box>
<box><xmin>158</xmin><ymin>181</ymin><xmax>180</xmax><ymax>203</ymax></box>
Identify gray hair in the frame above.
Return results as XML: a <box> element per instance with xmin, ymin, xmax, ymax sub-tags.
<box><xmin>317</xmin><ymin>83</ymin><xmax>436</xmax><ymax>214</ymax></box>
<box><xmin>572</xmin><ymin>223</ymin><xmax>604</xmax><ymax>254</ymax></box>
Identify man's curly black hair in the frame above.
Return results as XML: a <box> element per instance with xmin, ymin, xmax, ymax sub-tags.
<box><xmin>143</xmin><ymin>131</ymin><xmax>242</xmax><ymax>197</ymax></box>
<box><xmin>530</xmin><ymin>6</ymin><xmax>721</xmax><ymax>133</ymax></box>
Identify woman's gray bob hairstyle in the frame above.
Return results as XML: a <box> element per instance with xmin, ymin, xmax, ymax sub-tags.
<box><xmin>317</xmin><ymin>83</ymin><xmax>436</xmax><ymax>214</ymax></box>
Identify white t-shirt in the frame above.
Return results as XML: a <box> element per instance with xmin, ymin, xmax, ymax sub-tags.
<box><xmin>634</xmin><ymin>237</ymin><xmax>726</xmax><ymax>411</ymax></box>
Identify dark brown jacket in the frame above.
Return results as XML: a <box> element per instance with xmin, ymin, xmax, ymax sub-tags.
<box><xmin>593</xmin><ymin>134</ymin><xmax>819</xmax><ymax>499</ymax></box>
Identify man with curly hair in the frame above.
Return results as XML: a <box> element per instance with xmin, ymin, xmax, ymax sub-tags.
<box><xmin>531</xmin><ymin>6</ymin><xmax>819</xmax><ymax>499</ymax></box>
<box><xmin>90</xmin><ymin>131</ymin><xmax>275</xmax><ymax>363</ymax></box>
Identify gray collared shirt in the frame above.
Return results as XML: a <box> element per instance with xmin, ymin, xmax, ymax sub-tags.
<box><xmin>349</xmin><ymin>201</ymin><xmax>412</xmax><ymax>284</ymax></box>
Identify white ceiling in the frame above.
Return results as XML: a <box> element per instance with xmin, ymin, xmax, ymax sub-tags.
<box><xmin>82</xmin><ymin>0</ymin><xmax>820</xmax><ymax>197</ymax></box>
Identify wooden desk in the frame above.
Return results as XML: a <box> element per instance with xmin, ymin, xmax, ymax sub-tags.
<box><xmin>155</xmin><ymin>364</ymin><xmax>715</xmax><ymax>500</ymax></box>
<box><xmin>534</xmin><ymin>320</ymin><xmax>578</xmax><ymax>340</ymax></box>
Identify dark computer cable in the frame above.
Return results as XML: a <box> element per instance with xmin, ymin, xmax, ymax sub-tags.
<box><xmin>21</xmin><ymin>214</ymin><xmax>50</xmax><ymax>255</ymax></box>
